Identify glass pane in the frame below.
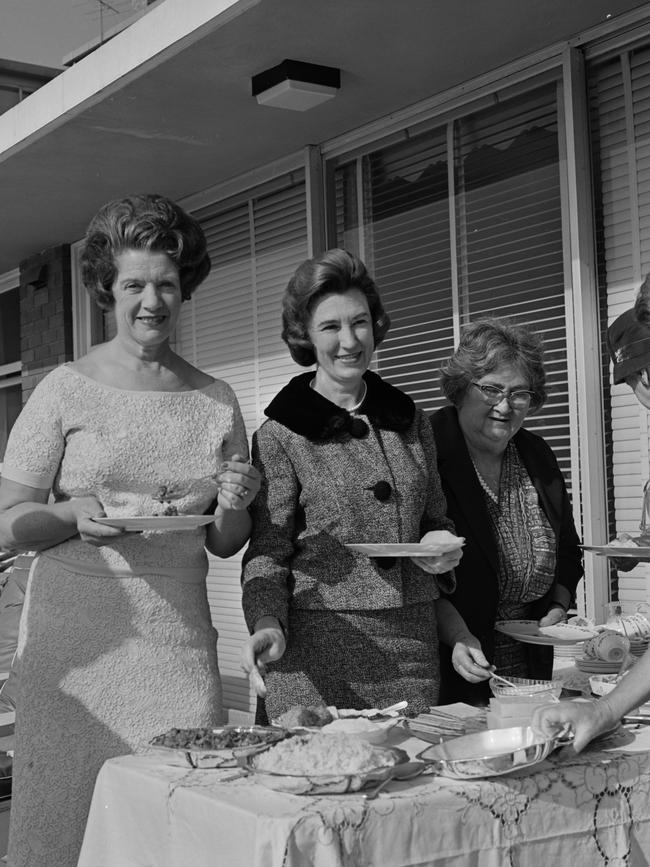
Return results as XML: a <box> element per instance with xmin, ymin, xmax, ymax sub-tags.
<box><xmin>0</xmin><ymin>385</ymin><xmax>22</xmax><ymax>460</ymax></box>
<box><xmin>454</xmin><ymin>86</ymin><xmax>570</xmax><ymax>480</ymax></box>
<box><xmin>0</xmin><ymin>289</ymin><xmax>20</xmax><ymax>364</ymax></box>
<box><xmin>333</xmin><ymin>127</ymin><xmax>454</xmax><ymax>413</ymax></box>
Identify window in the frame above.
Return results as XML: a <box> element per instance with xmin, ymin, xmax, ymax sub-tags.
<box><xmin>588</xmin><ymin>42</ymin><xmax>650</xmax><ymax>605</ymax></box>
<box><xmin>0</xmin><ymin>285</ymin><xmax>22</xmax><ymax>458</ymax></box>
<box><xmin>176</xmin><ymin>175</ymin><xmax>309</xmax><ymax>716</ymax></box>
<box><xmin>328</xmin><ymin>83</ymin><xmax>571</xmax><ymax>483</ymax></box>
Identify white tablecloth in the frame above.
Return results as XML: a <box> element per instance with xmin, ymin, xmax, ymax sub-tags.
<box><xmin>77</xmin><ymin>722</ymin><xmax>650</xmax><ymax>867</ymax></box>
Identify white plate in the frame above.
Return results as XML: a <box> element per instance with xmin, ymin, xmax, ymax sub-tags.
<box><xmin>582</xmin><ymin>545</ymin><xmax>650</xmax><ymax>558</ymax></box>
<box><xmin>495</xmin><ymin>619</ymin><xmax>597</xmax><ymax>646</ymax></box>
<box><xmin>94</xmin><ymin>515</ymin><xmax>215</xmax><ymax>531</ymax></box>
<box><xmin>346</xmin><ymin>540</ymin><xmax>464</xmax><ymax>557</ymax></box>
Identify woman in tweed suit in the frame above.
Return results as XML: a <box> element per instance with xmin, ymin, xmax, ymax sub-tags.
<box><xmin>241</xmin><ymin>249</ymin><xmax>474</xmax><ymax>721</ymax></box>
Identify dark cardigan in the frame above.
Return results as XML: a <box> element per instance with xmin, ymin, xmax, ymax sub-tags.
<box><xmin>431</xmin><ymin>405</ymin><xmax>584</xmax><ymax>704</ymax></box>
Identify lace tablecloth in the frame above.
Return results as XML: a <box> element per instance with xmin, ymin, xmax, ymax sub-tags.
<box><xmin>77</xmin><ymin>723</ymin><xmax>650</xmax><ymax>867</ymax></box>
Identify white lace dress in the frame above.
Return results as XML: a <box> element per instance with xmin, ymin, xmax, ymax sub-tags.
<box><xmin>2</xmin><ymin>365</ymin><xmax>248</xmax><ymax>867</ymax></box>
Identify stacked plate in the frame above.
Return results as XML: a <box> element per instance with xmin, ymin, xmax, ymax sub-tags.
<box><xmin>575</xmin><ymin>656</ymin><xmax>626</xmax><ymax>674</ymax></box>
<box><xmin>628</xmin><ymin>636</ymin><xmax>650</xmax><ymax>657</ymax></box>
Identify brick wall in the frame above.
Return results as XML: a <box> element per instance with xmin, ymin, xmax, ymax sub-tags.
<box><xmin>19</xmin><ymin>245</ymin><xmax>73</xmax><ymax>402</ymax></box>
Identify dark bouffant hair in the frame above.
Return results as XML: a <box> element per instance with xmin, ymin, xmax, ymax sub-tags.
<box><xmin>281</xmin><ymin>248</ymin><xmax>391</xmax><ymax>367</ymax></box>
<box><xmin>439</xmin><ymin>317</ymin><xmax>547</xmax><ymax>411</ymax></box>
<box><xmin>80</xmin><ymin>193</ymin><xmax>211</xmax><ymax>310</ymax></box>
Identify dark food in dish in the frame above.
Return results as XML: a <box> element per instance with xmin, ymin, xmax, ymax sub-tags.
<box><xmin>274</xmin><ymin>703</ymin><xmax>334</xmax><ymax>728</ymax></box>
<box><xmin>151</xmin><ymin>726</ymin><xmax>278</xmax><ymax>750</ymax></box>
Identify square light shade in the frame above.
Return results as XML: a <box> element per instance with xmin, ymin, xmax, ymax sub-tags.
<box><xmin>252</xmin><ymin>59</ymin><xmax>340</xmax><ymax>111</ymax></box>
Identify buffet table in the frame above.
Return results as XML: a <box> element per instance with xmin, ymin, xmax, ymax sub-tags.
<box><xmin>77</xmin><ymin>720</ymin><xmax>650</xmax><ymax>867</ymax></box>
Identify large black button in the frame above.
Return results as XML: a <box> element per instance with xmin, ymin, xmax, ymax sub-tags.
<box><xmin>350</xmin><ymin>418</ymin><xmax>369</xmax><ymax>438</ymax></box>
<box><xmin>372</xmin><ymin>481</ymin><xmax>392</xmax><ymax>501</ymax></box>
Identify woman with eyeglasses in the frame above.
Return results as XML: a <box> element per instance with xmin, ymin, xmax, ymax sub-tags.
<box><xmin>431</xmin><ymin>318</ymin><xmax>583</xmax><ymax>704</ymax></box>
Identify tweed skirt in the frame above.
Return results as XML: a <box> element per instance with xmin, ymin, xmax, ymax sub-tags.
<box><xmin>260</xmin><ymin>602</ymin><xmax>440</xmax><ymax>721</ymax></box>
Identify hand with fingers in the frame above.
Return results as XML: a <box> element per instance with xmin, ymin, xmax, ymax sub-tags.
<box><xmin>241</xmin><ymin>616</ymin><xmax>286</xmax><ymax>698</ymax></box>
<box><xmin>451</xmin><ymin>634</ymin><xmax>493</xmax><ymax>684</ymax></box>
<box><xmin>74</xmin><ymin>497</ymin><xmax>139</xmax><ymax>547</ymax></box>
<box><xmin>216</xmin><ymin>453</ymin><xmax>262</xmax><ymax>512</ymax></box>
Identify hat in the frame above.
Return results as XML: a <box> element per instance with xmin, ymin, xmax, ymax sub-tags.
<box><xmin>607</xmin><ymin>308</ymin><xmax>650</xmax><ymax>384</ymax></box>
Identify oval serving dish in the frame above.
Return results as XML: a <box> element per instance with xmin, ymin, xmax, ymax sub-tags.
<box><xmin>417</xmin><ymin>725</ymin><xmax>571</xmax><ymax>780</ymax></box>
<box><xmin>241</xmin><ymin>744</ymin><xmax>410</xmax><ymax>795</ymax></box>
<box><xmin>148</xmin><ymin>725</ymin><xmax>290</xmax><ymax>769</ymax></box>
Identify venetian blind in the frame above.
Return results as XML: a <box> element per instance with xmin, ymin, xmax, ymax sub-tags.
<box><xmin>331</xmin><ymin>84</ymin><xmax>571</xmax><ymax>482</ymax></box>
<box><xmin>588</xmin><ymin>45</ymin><xmax>650</xmax><ymax>605</ymax></box>
<box><xmin>177</xmin><ymin>176</ymin><xmax>308</xmax><ymax>716</ymax></box>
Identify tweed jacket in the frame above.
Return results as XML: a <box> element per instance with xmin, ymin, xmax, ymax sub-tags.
<box><xmin>431</xmin><ymin>405</ymin><xmax>584</xmax><ymax>703</ymax></box>
<box><xmin>241</xmin><ymin>371</ymin><xmax>456</xmax><ymax>633</ymax></box>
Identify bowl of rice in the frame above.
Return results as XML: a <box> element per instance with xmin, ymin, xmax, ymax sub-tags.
<box><xmin>242</xmin><ymin>732</ymin><xmax>409</xmax><ymax>794</ymax></box>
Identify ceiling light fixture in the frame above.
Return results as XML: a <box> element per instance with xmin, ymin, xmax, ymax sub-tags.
<box><xmin>252</xmin><ymin>59</ymin><xmax>340</xmax><ymax>112</ymax></box>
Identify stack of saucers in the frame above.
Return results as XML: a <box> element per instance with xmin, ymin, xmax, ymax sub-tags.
<box><xmin>628</xmin><ymin>635</ymin><xmax>650</xmax><ymax>657</ymax></box>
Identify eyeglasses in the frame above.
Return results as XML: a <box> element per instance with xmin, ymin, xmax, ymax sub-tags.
<box><xmin>470</xmin><ymin>382</ymin><xmax>536</xmax><ymax>410</ymax></box>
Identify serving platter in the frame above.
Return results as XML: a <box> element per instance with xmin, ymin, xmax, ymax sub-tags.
<box><xmin>240</xmin><ymin>744</ymin><xmax>411</xmax><ymax>795</ymax></box>
<box><xmin>148</xmin><ymin>725</ymin><xmax>289</xmax><ymax>768</ymax></box>
<box><xmin>418</xmin><ymin>725</ymin><xmax>570</xmax><ymax>779</ymax></box>
<box><xmin>95</xmin><ymin>515</ymin><xmax>215</xmax><ymax>531</ymax></box>
<box><xmin>495</xmin><ymin>619</ymin><xmax>597</xmax><ymax>646</ymax></box>
<box><xmin>582</xmin><ymin>544</ymin><xmax>650</xmax><ymax>558</ymax></box>
<box><xmin>346</xmin><ymin>540</ymin><xmax>464</xmax><ymax>557</ymax></box>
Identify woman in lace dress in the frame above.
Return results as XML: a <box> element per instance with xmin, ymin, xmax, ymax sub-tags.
<box><xmin>0</xmin><ymin>194</ymin><xmax>260</xmax><ymax>867</ymax></box>
<box><xmin>431</xmin><ymin>319</ymin><xmax>583</xmax><ymax>705</ymax></box>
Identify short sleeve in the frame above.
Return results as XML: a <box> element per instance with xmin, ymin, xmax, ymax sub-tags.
<box><xmin>219</xmin><ymin>383</ymin><xmax>250</xmax><ymax>462</ymax></box>
<box><xmin>2</xmin><ymin>370</ymin><xmax>65</xmax><ymax>490</ymax></box>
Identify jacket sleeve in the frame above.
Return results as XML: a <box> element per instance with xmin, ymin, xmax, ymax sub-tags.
<box><xmin>416</xmin><ymin>410</ymin><xmax>457</xmax><ymax>594</ymax></box>
<box><xmin>240</xmin><ymin>424</ymin><xmax>298</xmax><ymax>634</ymax></box>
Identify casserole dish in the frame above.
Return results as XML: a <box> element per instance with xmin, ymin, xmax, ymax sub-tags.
<box><xmin>417</xmin><ymin>725</ymin><xmax>572</xmax><ymax>779</ymax></box>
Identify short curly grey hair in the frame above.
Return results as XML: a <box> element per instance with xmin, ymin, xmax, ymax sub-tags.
<box><xmin>439</xmin><ymin>317</ymin><xmax>547</xmax><ymax>411</ymax></box>
<box><xmin>281</xmin><ymin>249</ymin><xmax>391</xmax><ymax>367</ymax></box>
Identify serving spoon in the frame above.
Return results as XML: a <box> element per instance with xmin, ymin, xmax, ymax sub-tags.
<box><xmin>363</xmin><ymin>761</ymin><xmax>426</xmax><ymax>800</ymax></box>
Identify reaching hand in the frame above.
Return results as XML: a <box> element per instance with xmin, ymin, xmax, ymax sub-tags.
<box><xmin>451</xmin><ymin>635</ymin><xmax>493</xmax><ymax>683</ymax></box>
<box><xmin>240</xmin><ymin>619</ymin><xmax>286</xmax><ymax>698</ymax></box>
<box><xmin>531</xmin><ymin>698</ymin><xmax>616</xmax><ymax>753</ymax></box>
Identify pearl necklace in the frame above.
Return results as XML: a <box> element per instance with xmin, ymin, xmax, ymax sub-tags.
<box><xmin>471</xmin><ymin>459</ymin><xmax>499</xmax><ymax>504</ymax></box>
<box><xmin>310</xmin><ymin>378</ymin><xmax>367</xmax><ymax>414</ymax></box>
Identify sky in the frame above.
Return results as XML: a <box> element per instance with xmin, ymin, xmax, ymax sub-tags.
<box><xmin>0</xmin><ymin>0</ymin><xmax>141</xmax><ymax>68</ymax></box>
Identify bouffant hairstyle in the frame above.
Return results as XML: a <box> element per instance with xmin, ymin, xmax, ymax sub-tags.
<box><xmin>80</xmin><ymin>193</ymin><xmax>211</xmax><ymax>310</ymax></box>
<box><xmin>281</xmin><ymin>248</ymin><xmax>391</xmax><ymax>367</ymax></box>
<box><xmin>439</xmin><ymin>317</ymin><xmax>547</xmax><ymax>412</ymax></box>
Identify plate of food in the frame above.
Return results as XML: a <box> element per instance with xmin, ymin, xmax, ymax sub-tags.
<box><xmin>240</xmin><ymin>731</ymin><xmax>411</xmax><ymax>794</ymax></box>
<box><xmin>272</xmin><ymin>703</ymin><xmax>406</xmax><ymax>743</ymax></box>
<box><xmin>495</xmin><ymin>619</ymin><xmax>597</xmax><ymax>646</ymax></box>
<box><xmin>346</xmin><ymin>532</ymin><xmax>465</xmax><ymax>558</ymax></box>
<box><xmin>582</xmin><ymin>535</ymin><xmax>650</xmax><ymax>558</ymax></box>
<box><xmin>94</xmin><ymin>515</ymin><xmax>216</xmax><ymax>531</ymax></box>
<box><xmin>148</xmin><ymin>725</ymin><xmax>289</xmax><ymax>768</ymax></box>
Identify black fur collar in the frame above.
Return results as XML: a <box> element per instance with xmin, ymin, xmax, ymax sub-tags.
<box><xmin>264</xmin><ymin>370</ymin><xmax>415</xmax><ymax>441</ymax></box>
